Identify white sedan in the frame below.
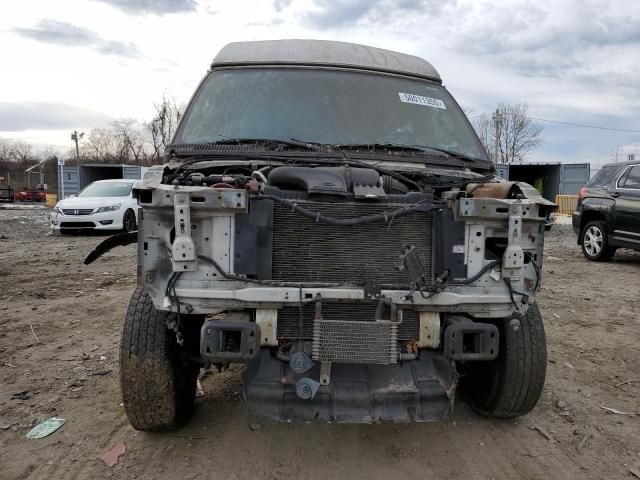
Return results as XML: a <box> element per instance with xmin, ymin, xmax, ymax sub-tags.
<box><xmin>50</xmin><ymin>179</ymin><xmax>139</xmax><ymax>233</ymax></box>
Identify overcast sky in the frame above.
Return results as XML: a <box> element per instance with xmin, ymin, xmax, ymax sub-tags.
<box><xmin>1</xmin><ymin>0</ymin><xmax>639</xmax><ymax>164</ymax></box>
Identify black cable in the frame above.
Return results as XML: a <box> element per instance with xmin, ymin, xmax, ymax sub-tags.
<box><xmin>196</xmin><ymin>255</ymin><xmax>359</xmax><ymax>288</ymax></box>
<box><xmin>165</xmin><ymin>271</ymin><xmax>182</xmax><ymax>297</ymax></box>
<box><xmin>469</xmin><ymin>112</ymin><xmax>640</xmax><ymax>133</ymax></box>
<box><xmin>172</xmin><ymin>278</ymin><xmax>182</xmax><ymax>334</ymax></box>
<box><xmin>164</xmin><ymin>271</ymin><xmax>184</xmax><ymax>343</ymax></box>
<box><xmin>257</xmin><ymin>194</ymin><xmax>443</xmax><ymax>226</ymax></box>
<box><xmin>452</xmin><ymin>260</ymin><xmax>501</xmax><ymax>285</ymax></box>
<box><xmin>415</xmin><ymin>259</ymin><xmax>500</xmax><ymax>300</ymax></box>
<box><xmin>502</xmin><ymin>277</ymin><xmax>520</xmax><ymax>311</ymax></box>
<box><xmin>528</xmin><ymin>116</ymin><xmax>640</xmax><ymax>133</ymax></box>
<box><xmin>165</xmin><ymin>272</ymin><xmax>175</xmax><ymax>296</ymax></box>
<box><xmin>419</xmin><ymin>289</ymin><xmax>436</xmax><ymax>300</ymax></box>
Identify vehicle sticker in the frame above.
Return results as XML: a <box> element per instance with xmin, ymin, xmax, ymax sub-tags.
<box><xmin>398</xmin><ymin>92</ymin><xmax>446</xmax><ymax>109</ymax></box>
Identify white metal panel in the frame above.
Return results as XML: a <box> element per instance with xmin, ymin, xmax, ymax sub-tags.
<box><xmin>256</xmin><ymin>309</ymin><xmax>278</xmax><ymax>346</ymax></box>
<box><xmin>213</xmin><ymin>39</ymin><xmax>441</xmax><ymax>82</ymax></box>
<box><xmin>122</xmin><ymin>165</ymin><xmax>142</xmax><ymax>180</ymax></box>
<box><xmin>560</xmin><ymin>163</ymin><xmax>590</xmax><ymax>194</ymax></box>
<box><xmin>211</xmin><ymin>215</ymin><xmax>234</xmax><ymax>273</ymax></box>
<box><xmin>418</xmin><ymin>312</ymin><xmax>440</xmax><ymax>348</ymax></box>
<box><xmin>60</xmin><ymin>166</ymin><xmax>80</xmax><ymax>197</ymax></box>
<box><xmin>496</xmin><ymin>164</ymin><xmax>509</xmax><ymax>180</ymax></box>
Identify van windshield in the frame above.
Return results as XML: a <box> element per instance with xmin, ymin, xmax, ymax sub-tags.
<box><xmin>175</xmin><ymin>68</ymin><xmax>488</xmax><ymax>160</ymax></box>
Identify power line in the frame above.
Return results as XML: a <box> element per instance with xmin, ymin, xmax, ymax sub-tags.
<box><xmin>470</xmin><ymin>112</ymin><xmax>640</xmax><ymax>133</ymax></box>
<box><xmin>528</xmin><ymin>116</ymin><xmax>640</xmax><ymax>133</ymax></box>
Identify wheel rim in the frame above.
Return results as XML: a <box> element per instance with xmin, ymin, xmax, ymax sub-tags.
<box><xmin>584</xmin><ymin>226</ymin><xmax>603</xmax><ymax>256</ymax></box>
<box><xmin>124</xmin><ymin>211</ymin><xmax>136</xmax><ymax>232</ymax></box>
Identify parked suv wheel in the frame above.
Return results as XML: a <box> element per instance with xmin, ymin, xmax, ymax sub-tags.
<box><xmin>120</xmin><ymin>287</ymin><xmax>199</xmax><ymax>431</ymax></box>
<box><xmin>580</xmin><ymin>220</ymin><xmax>616</xmax><ymax>261</ymax></box>
<box><xmin>461</xmin><ymin>302</ymin><xmax>547</xmax><ymax>418</ymax></box>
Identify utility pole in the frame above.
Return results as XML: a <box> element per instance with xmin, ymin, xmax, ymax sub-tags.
<box><xmin>492</xmin><ymin>109</ymin><xmax>503</xmax><ymax>164</ymax></box>
<box><xmin>58</xmin><ymin>158</ymin><xmax>65</xmax><ymax>199</ymax></box>
<box><xmin>71</xmin><ymin>130</ymin><xmax>84</xmax><ymax>160</ymax></box>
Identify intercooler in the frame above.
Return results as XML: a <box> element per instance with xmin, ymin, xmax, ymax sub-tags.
<box><xmin>276</xmin><ymin>301</ymin><xmax>419</xmax><ymax>341</ymax></box>
<box><xmin>312</xmin><ymin>319</ymin><xmax>398</xmax><ymax>364</ymax></box>
<box><xmin>270</xmin><ymin>200</ymin><xmax>433</xmax><ymax>285</ymax></box>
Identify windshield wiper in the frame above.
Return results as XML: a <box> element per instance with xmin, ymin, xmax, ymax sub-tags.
<box><xmin>334</xmin><ymin>143</ymin><xmax>482</xmax><ymax>163</ymax></box>
<box><xmin>414</xmin><ymin>145</ymin><xmax>482</xmax><ymax>163</ymax></box>
<box><xmin>289</xmin><ymin>140</ymin><xmax>439</xmax><ymax>154</ymax></box>
<box><xmin>168</xmin><ymin>138</ymin><xmax>486</xmax><ymax>166</ymax></box>
<box><xmin>206</xmin><ymin>137</ymin><xmax>320</xmax><ymax>150</ymax></box>
<box><xmin>291</xmin><ymin>140</ymin><xmax>486</xmax><ymax>165</ymax></box>
<box><xmin>334</xmin><ymin>142</ymin><xmax>427</xmax><ymax>153</ymax></box>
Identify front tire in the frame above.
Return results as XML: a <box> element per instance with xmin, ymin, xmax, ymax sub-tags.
<box><xmin>580</xmin><ymin>220</ymin><xmax>615</xmax><ymax>261</ymax></box>
<box><xmin>120</xmin><ymin>287</ymin><xmax>199</xmax><ymax>431</ymax></box>
<box><xmin>462</xmin><ymin>302</ymin><xmax>547</xmax><ymax>418</ymax></box>
<box><xmin>123</xmin><ymin>209</ymin><xmax>137</xmax><ymax>233</ymax></box>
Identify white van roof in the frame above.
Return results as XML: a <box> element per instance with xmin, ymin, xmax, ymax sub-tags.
<box><xmin>212</xmin><ymin>39</ymin><xmax>441</xmax><ymax>83</ymax></box>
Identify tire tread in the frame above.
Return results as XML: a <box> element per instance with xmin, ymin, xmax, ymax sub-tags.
<box><xmin>464</xmin><ymin>302</ymin><xmax>547</xmax><ymax>418</ymax></box>
<box><xmin>120</xmin><ymin>287</ymin><xmax>197</xmax><ymax>431</ymax></box>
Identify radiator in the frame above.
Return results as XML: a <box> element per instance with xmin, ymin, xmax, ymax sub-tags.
<box><xmin>271</xmin><ymin>200</ymin><xmax>433</xmax><ymax>286</ymax></box>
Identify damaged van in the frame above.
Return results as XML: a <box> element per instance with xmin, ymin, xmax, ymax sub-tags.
<box><xmin>87</xmin><ymin>40</ymin><xmax>554</xmax><ymax>430</ymax></box>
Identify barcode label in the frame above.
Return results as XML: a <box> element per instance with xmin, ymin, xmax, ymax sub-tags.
<box><xmin>398</xmin><ymin>92</ymin><xmax>446</xmax><ymax>109</ymax></box>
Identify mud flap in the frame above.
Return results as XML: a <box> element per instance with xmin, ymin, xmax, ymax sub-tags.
<box><xmin>84</xmin><ymin>231</ymin><xmax>138</xmax><ymax>265</ymax></box>
<box><xmin>243</xmin><ymin>350</ymin><xmax>457</xmax><ymax>423</ymax></box>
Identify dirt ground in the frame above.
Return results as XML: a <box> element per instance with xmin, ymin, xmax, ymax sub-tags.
<box><xmin>1</xmin><ymin>206</ymin><xmax>639</xmax><ymax>480</ymax></box>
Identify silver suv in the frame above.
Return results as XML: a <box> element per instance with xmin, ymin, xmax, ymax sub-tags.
<box><xmin>88</xmin><ymin>40</ymin><xmax>554</xmax><ymax>430</ymax></box>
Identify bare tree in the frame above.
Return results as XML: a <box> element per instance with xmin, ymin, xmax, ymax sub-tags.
<box><xmin>0</xmin><ymin>138</ymin><xmax>16</xmax><ymax>162</ymax></box>
<box><xmin>460</xmin><ymin>105</ymin><xmax>474</xmax><ymax>118</ymax></box>
<box><xmin>473</xmin><ymin>114</ymin><xmax>493</xmax><ymax>159</ymax></box>
<box><xmin>147</xmin><ymin>95</ymin><xmax>184</xmax><ymax>160</ymax></box>
<box><xmin>83</xmin><ymin>128</ymin><xmax>120</xmax><ymax>162</ymax></box>
<box><xmin>472</xmin><ymin>103</ymin><xmax>543</xmax><ymax>164</ymax></box>
<box><xmin>11</xmin><ymin>140</ymin><xmax>35</xmax><ymax>162</ymax></box>
<box><xmin>112</xmin><ymin>118</ymin><xmax>148</xmax><ymax>164</ymax></box>
<box><xmin>39</xmin><ymin>145</ymin><xmax>63</xmax><ymax>161</ymax></box>
<box><xmin>82</xmin><ymin>120</ymin><xmax>154</xmax><ymax>164</ymax></box>
<box><xmin>3</xmin><ymin>94</ymin><xmax>185</xmax><ymax>169</ymax></box>
<box><xmin>0</xmin><ymin>139</ymin><xmax>57</xmax><ymax>188</ymax></box>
